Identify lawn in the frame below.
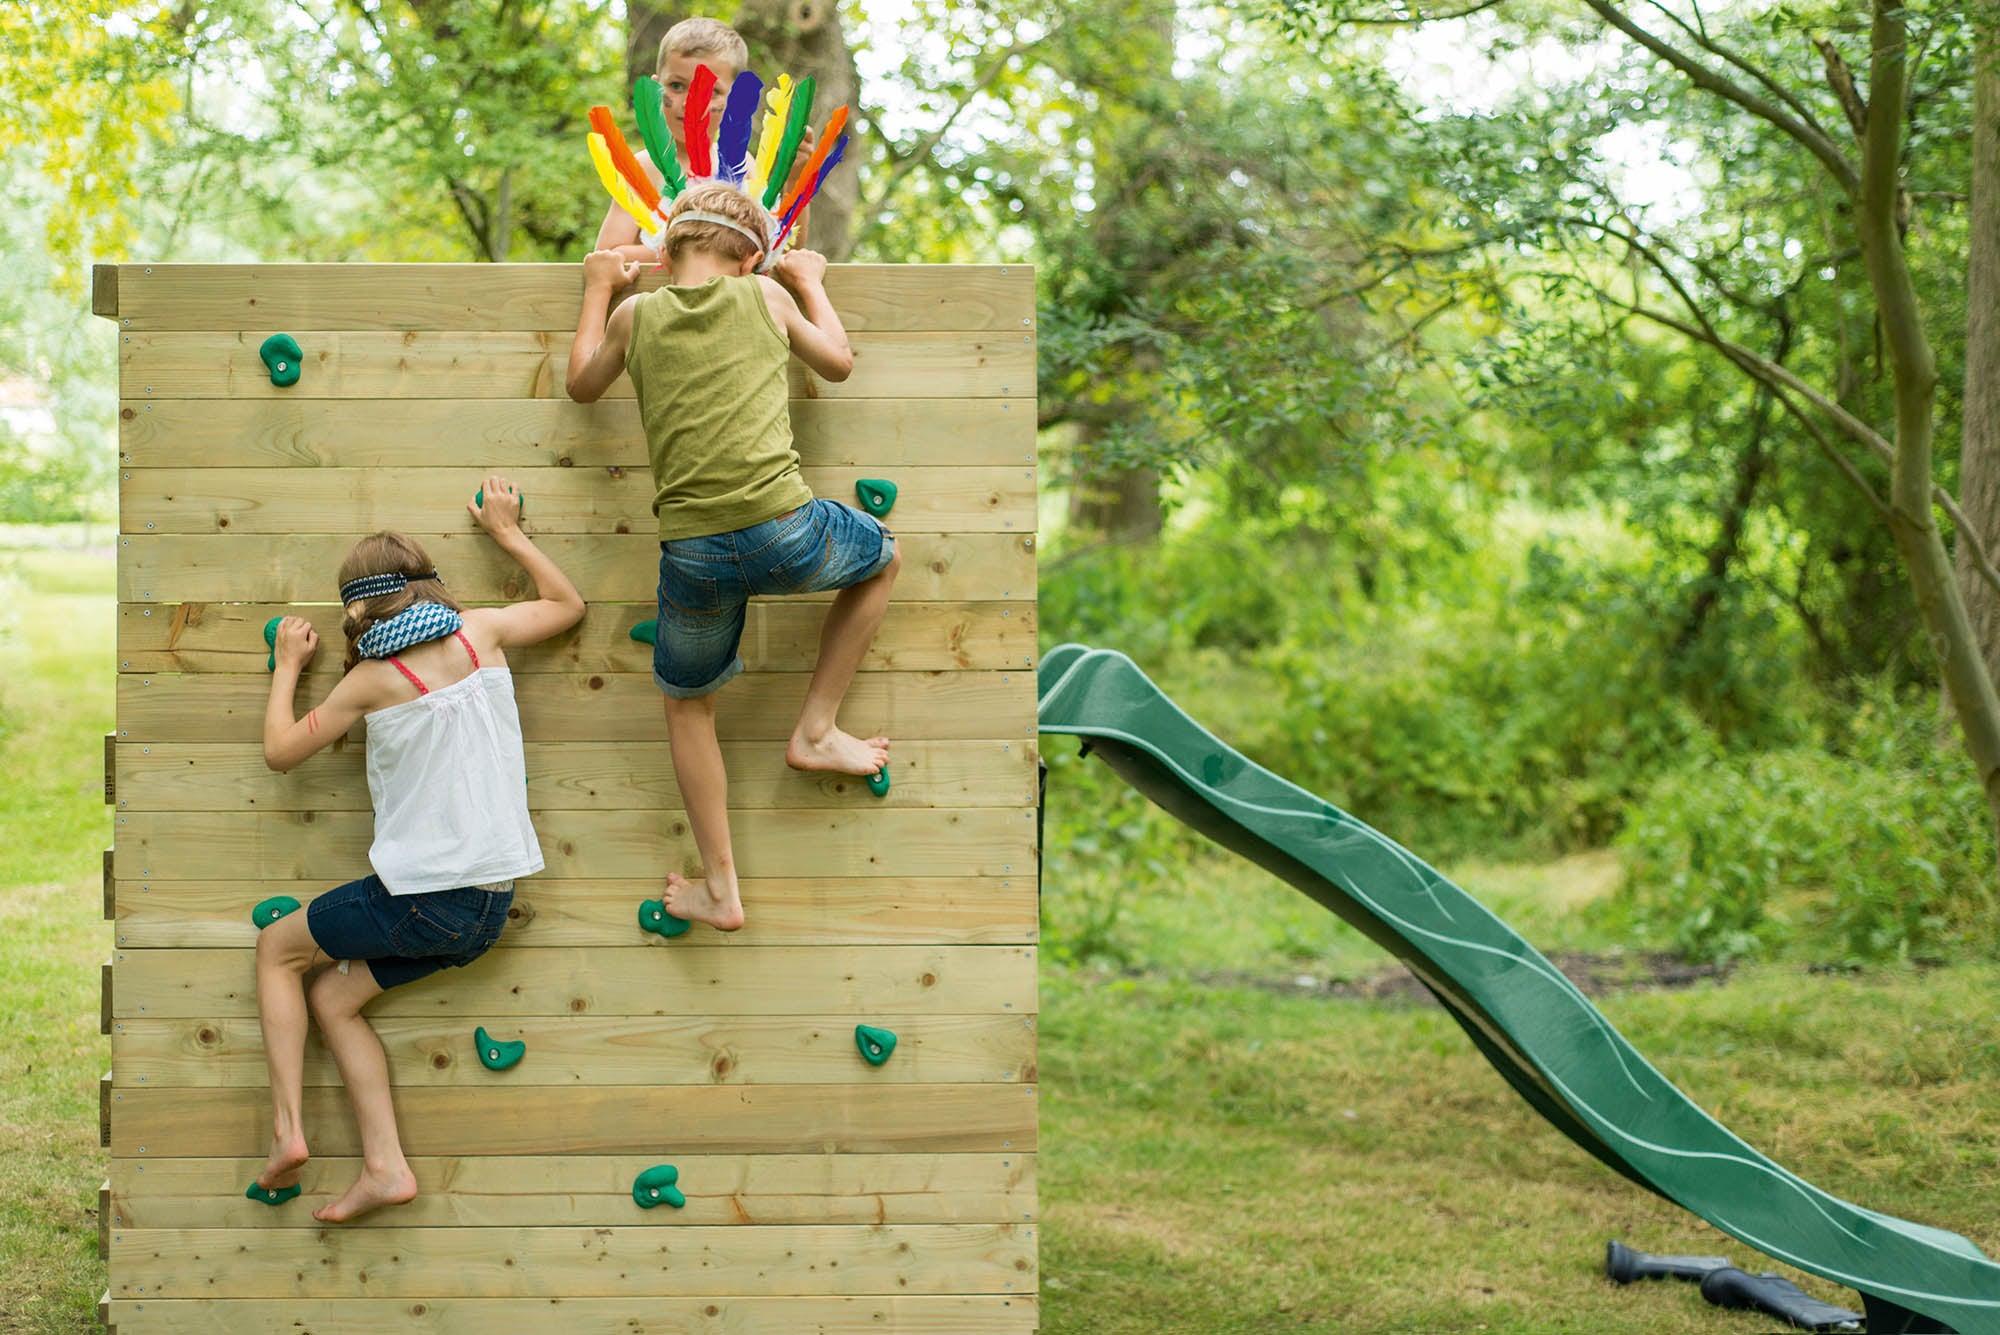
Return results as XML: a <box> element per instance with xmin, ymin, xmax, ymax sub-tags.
<box><xmin>5</xmin><ymin>534</ymin><xmax>1997</xmax><ymax>1333</ymax></box>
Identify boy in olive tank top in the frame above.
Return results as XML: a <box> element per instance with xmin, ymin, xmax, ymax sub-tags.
<box><xmin>566</xmin><ymin>183</ymin><xmax>901</xmax><ymax>932</ymax></box>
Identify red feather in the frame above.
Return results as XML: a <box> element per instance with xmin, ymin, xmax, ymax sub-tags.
<box><xmin>684</xmin><ymin>64</ymin><xmax>718</xmax><ymax>178</ymax></box>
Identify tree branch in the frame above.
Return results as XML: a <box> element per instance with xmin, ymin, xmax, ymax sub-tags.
<box><xmin>1575</xmin><ymin>0</ymin><xmax>1860</xmax><ymax>195</ymax></box>
<box><xmin>1633</xmin><ymin>0</ymin><xmax>1834</xmax><ymax>142</ymax></box>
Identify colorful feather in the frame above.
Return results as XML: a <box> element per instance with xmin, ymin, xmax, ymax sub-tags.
<box><xmin>769</xmin><ymin>132</ymin><xmax>848</xmax><ymax>256</ymax></box>
<box><xmin>747</xmin><ymin>75</ymin><xmax>795</xmax><ymax>201</ymax></box>
<box><xmin>588</xmin><ymin>106</ymin><xmax>662</xmax><ymax>213</ymax></box>
<box><xmin>683</xmin><ymin>63</ymin><xmax>718</xmax><ymax>178</ymax></box>
<box><xmin>714</xmin><ymin>71</ymin><xmax>762</xmax><ymax>186</ymax></box>
<box><xmin>763</xmin><ymin>76</ymin><xmax>816</xmax><ymax>209</ymax></box>
<box><xmin>777</xmin><ymin>105</ymin><xmax>848</xmax><ymax>220</ymax></box>
<box><xmin>588</xmin><ymin>133</ymin><xmax>661</xmax><ymax>234</ymax></box>
<box><xmin>630</xmin><ymin>76</ymin><xmax>686</xmax><ymax>197</ymax></box>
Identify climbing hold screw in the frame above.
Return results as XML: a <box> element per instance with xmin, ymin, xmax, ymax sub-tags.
<box><xmin>855</xmin><ymin>479</ymin><xmax>897</xmax><ymax>518</ymax></box>
<box><xmin>245</xmin><ymin>1181</ymin><xmax>301</xmax><ymax>1206</ymax></box>
<box><xmin>638</xmin><ymin>898</ymin><xmax>690</xmax><ymax>938</ymax></box>
<box><xmin>628</xmin><ymin>620</ymin><xmax>658</xmax><ymax>646</ymax></box>
<box><xmin>632</xmin><ymin>1163</ymin><xmax>685</xmax><ymax>1209</ymax></box>
<box><xmin>251</xmin><ymin>896</ymin><xmax>301</xmax><ymax>929</ymax></box>
<box><xmin>263</xmin><ymin>617</ymin><xmax>282</xmax><ymax>672</ymax></box>
<box><xmin>866</xmin><ymin>767</ymin><xmax>891</xmax><ymax>798</ymax></box>
<box><xmin>473</xmin><ymin>1026</ymin><xmax>525</xmax><ymax>1071</ymax></box>
<box><xmin>855</xmin><ymin>1024</ymin><xmax>898</xmax><ymax>1066</ymax></box>
<box><xmin>258</xmin><ymin>334</ymin><xmax>303</xmax><ymax>387</ymax></box>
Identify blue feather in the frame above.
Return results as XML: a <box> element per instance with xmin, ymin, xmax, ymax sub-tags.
<box><xmin>715</xmin><ymin>71</ymin><xmax>763</xmax><ymax>186</ymax></box>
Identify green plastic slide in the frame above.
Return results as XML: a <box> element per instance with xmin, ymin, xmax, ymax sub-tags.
<box><xmin>1037</xmin><ymin>643</ymin><xmax>1998</xmax><ymax>1335</ymax></box>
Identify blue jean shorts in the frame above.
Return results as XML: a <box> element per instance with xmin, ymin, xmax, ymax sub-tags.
<box><xmin>654</xmin><ymin>497</ymin><xmax>896</xmax><ymax>698</ymax></box>
<box><xmin>306</xmin><ymin>873</ymin><xmax>513</xmax><ymax>990</ymax></box>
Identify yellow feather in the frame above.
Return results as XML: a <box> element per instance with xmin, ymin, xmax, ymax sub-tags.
<box><xmin>589</xmin><ymin>133</ymin><xmax>658</xmax><ymax>233</ymax></box>
<box><xmin>746</xmin><ymin>74</ymin><xmax>794</xmax><ymax>201</ymax></box>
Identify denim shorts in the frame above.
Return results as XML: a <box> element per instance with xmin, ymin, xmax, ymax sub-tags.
<box><xmin>654</xmin><ymin>497</ymin><xmax>896</xmax><ymax>698</ymax></box>
<box><xmin>305</xmin><ymin>873</ymin><xmax>513</xmax><ymax>991</ymax></box>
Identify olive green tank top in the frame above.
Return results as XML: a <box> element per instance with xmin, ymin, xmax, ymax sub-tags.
<box><xmin>624</xmin><ymin>276</ymin><xmax>814</xmax><ymax>540</ymax></box>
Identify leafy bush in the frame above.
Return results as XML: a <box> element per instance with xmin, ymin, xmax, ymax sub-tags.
<box><xmin>1605</xmin><ymin>683</ymin><xmax>1997</xmax><ymax>964</ymax></box>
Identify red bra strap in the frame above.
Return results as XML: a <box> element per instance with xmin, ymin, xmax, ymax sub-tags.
<box><xmin>387</xmin><ymin>657</ymin><xmax>428</xmax><ymax>695</ymax></box>
<box><xmin>455</xmin><ymin>629</ymin><xmax>480</xmax><ymax>669</ymax></box>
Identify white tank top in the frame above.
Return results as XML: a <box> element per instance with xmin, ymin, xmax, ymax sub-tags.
<box><xmin>362</xmin><ymin>637</ymin><xmax>544</xmax><ymax>894</ymax></box>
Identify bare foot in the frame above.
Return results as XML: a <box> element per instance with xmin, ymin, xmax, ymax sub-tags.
<box><xmin>257</xmin><ymin>1131</ymin><xmax>309</xmax><ymax>1191</ymax></box>
<box><xmin>312</xmin><ymin>1162</ymin><xmax>418</xmax><ymax>1223</ymax></box>
<box><xmin>663</xmin><ymin>871</ymin><xmax>744</xmax><ymax>932</ymax></box>
<box><xmin>786</xmin><ymin>726</ymin><xmax>890</xmax><ymax>777</ymax></box>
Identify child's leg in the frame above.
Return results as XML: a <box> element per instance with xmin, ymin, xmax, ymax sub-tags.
<box><xmin>253</xmin><ymin>910</ymin><xmax>324</xmax><ymax>1190</ymax></box>
<box><xmin>662</xmin><ymin>692</ymin><xmax>746</xmax><ymax>930</ymax></box>
<box><xmin>786</xmin><ymin>541</ymin><xmax>903</xmax><ymax>775</ymax></box>
<box><xmin>305</xmin><ymin>963</ymin><xmax>417</xmax><ymax>1223</ymax></box>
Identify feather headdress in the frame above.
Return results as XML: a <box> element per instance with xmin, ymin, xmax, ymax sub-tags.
<box><xmin>587</xmin><ymin>64</ymin><xmax>850</xmax><ymax>272</ymax></box>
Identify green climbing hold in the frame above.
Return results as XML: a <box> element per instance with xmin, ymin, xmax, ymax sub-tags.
<box><xmin>474</xmin><ymin>1025</ymin><xmax>526</xmax><ymax>1071</ymax></box>
<box><xmin>258</xmin><ymin>334</ymin><xmax>303</xmax><ymax>387</ymax></box>
<box><xmin>245</xmin><ymin>1181</ymin><xmax>301</xmax><ymax>1206</ymax></box>
<box><xmin>629</xmin><ymin>620</ymin><xmax>658</xmax><ymax>646</ymax></box>
<box><xmin>855</xmin><ymin>479</ymin><xmax>897</xmax><ymax>518</ymax></box>
<box><xmin>251</xmin><ymin>895</ymin><xmax>301</xmax><ymax>929</ymax></box>
<box><xmin>263</xmin><ymin>616</ymin><xmax>282</xmax><ymax>671</ymax></box>
<box><xmin>866</xmin><ymin>767</ymin><xmax>891</xmax><ymax>798</ymax></box>
<box><xmin>638</xmin><ymin>898</ymin><xmax>690</xmax><ymax>938</ymax></box>
<box><xmin>474</xmin><ymin>486</ymin><xmax>523</xmax><ymax>518</ymax></box>
<box><xmin>855</xmin><ymin>1024</ymin><xmax>898</xmax><ymax>1065</ymax></box>
<box><xmin>632</xmin><ymin>1163</ymin><xmax>685</xmax><ymax>1209</ymax></box>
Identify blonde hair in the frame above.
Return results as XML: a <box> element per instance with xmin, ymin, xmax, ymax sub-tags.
<box><xmin>666</xmin><ymin>183</ymin><xmax>768</xmax><ymax>267</ymax></box>
<box><xmin>658</xmin><ymin>17</ymin><xmax>747</xmax><ymax>74</ymax></box>
<box><xmin>337</xmin><ymin>532</ymin><xmax>463</xmax><ymax>670</ymax></box>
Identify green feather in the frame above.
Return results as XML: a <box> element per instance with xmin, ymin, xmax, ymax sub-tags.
<box><xmin>763</xmin><ymin>76</ymin><xmax>815</xmax><ymax>209</ymax></box>
<box><xmin>632</xmin><ymin>76</ymin><xmax>685</xmax><ymax>196</ymax></box>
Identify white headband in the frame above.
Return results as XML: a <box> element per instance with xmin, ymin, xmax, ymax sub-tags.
<box><xmin>667</xmin><ymin>208</ymin><xmax>773</xmax><ymax>260</ymax></box>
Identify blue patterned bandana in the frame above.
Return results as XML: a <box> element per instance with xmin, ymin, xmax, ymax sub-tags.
<box><xmin>355</xmin><ymin>602</ymin><xmax>464</xmax><ymax>660</ymax></box>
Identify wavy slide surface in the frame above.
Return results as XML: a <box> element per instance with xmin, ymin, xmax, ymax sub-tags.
<box><xmin>1037</xmin><ymin>644</ymin><xmax>2000</xmax><ymax>1335</ymax></box>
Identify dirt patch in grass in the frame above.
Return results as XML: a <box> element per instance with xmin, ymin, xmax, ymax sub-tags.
<box><xmin>1114</xmin><ymin>950</ymin><xmax>1732</xmax><ymax>1005</ymax></box>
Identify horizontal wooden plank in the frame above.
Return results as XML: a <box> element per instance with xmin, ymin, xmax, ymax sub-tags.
<box><xmin>118</xmin><ymin>531</ymin><xmax>1035</xmax><ymax>603</ymax></box>
<box><xmin>113</xmin><ymin>1012</ymin><xmax>1036</xmax><ymax>1087</ymax></box>
<box><xmin>112</xmin><ymin>739</ymin><xmax>1037</xmax><ymax>811</ymax></box>
<box><xmin>108</xmin><ymin>1222</ymin><xmax>1036</xmax><ymax>1298</ymax></box>
<box><xmin>109</xmin><ymin>262</ymin><xmax>1036</xmax><ymax>332</ymax></box>
<box><xmin>108</xmin><ymin>1082</ymin><xmax>1039</xmax><ymax>1155</ymax></box>
<box><xmin>120</xmin><ymin>330</ymin><xmax>1036</xmax><ymax>401</ymax></box>
<box><xmin>117</xmin><ymin>601</ymin><xmax>1038</xmax><ymax>675</ymax></box>
<box><xmin>121</xmin><ymin>465</ymin><xmax>1034</xmax><ymax>535</ymax></box>
<box><xmin>110</xmin><ymin>877</ymin><xmax>1038</xmax><ymax>949</ymax></box>
<box><xmin>104</xmin><ymin>1296</ymin><xmax>1037</xmax><ymax>1335</ymax></box>
<box><xmin>119</xmin><ymin>397</ymin><xmax>1036</xmax><ymax>469</ymax></box>
<box><xmin>110</xmin><ymin>1152</ymin><xmax>1035</xmax><ymax>1228</ymax></box>
<box><xmin>105</xmin><ymin>1296</ymin><xmax>1037</xmax><ymax>1335</ymax></box>
<box><xmin>111</xmin><ymin>945</ymin><xmax>1038</xmax><ymax>1019</ymax></box>
<box><xmin>116</xmin><ymin>671</ymin><xmax>1039</xmax><ymax>745</ymax></box>
<box><xmin>112</xmin><ymin>807</ymin><xmax>1037</xmax><ymax>880</ymax></box>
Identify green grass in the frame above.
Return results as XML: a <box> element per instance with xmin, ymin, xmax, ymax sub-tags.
<box><xmin>0</xmin><ymin>536</ymin><xmax>113</xmax><ymax>1334</ymax></box>
<box><xmin>1037</xmin><ymin>962</ymin><xmax>2000</xmax><ymax>1334</ymax></box>
<box><xmin>8</xmin><ymin>535</ymin><xmax>2000</xmax><ymax>1332</ymax></box>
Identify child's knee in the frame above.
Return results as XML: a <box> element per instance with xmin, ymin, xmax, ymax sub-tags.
<box><xmin>878</xmin><ymin>541</ymin><xmax>903</xmax><ymax>582</ymax></box>
<box><xmin>306</xmin><ymin>966</ymin><xmax>357</xmax><ymax>1020</ymax></box>
<box><xmin>256</xmin><ymin>920</ymin><xmax>314</xmax><ymax>974</ymax></box>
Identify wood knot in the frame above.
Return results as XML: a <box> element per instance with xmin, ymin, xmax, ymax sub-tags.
<box><xmin>615</xmin><ymin>521</ymin><xmax>631</xmax><ymax>534</ymax></box>
<box><xmin>921</xmin><ymin>972</ymin><xmax>937</xmax><ymax>987</ymax></box>
<box><xmin>556</xmin><ymin>456</ymin><xmax>573</xmax><ymax>468</ymax></box>
<box><xmin>216</xmin><ymin>516</ymin><xmax>230</xmax><ymax>529</ymax></box>
<box><xmin>121</xmin><ymin>407</ymin><xmax>135</xmax><ymax>420</ymax></box>
<box><xmin>430</xmin><ymin>1051</ymin><xmax>450</xmax><ymax>1069</ymax></box>
<box><xmin>195</xmin><ymin>1027</ymin><xmax>219</xmax><ymax>1045</ymax></box>
<box><xmin>587</xmin><ymin>676</ymin><xmax>604</xmax><ymax>690</ymax></box>
<box><xmin>569</xmin><ymin>998</ymin><xmax>587</xmax><ymax>1012</ymax></box>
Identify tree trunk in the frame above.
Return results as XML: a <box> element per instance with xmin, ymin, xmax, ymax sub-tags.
<box><xmin>1675</xmin><ymin>323</ymin><xmax>1792</xmax><ymax>659</ymax></box>
<box><xmin>626</xmin><ymin>0</ymin><xmax>674</xmax><ymax>88</ymax></box>
<box><xmin>730</xmin><ymin>0</ymin><xmax>860</xmax><ymax>260</ymax></box>
<box><xmin>1861</xmin><ymin>0</ymin><xmax>2000</xmax><ymax>846</ymax></box>
<box><xmin>1956</xmin><ymin>11</ymin><xmax>2000</xmax><ymax>683</ymax></box>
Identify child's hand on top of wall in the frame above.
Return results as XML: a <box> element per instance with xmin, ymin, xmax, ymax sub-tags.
<box><xmin>583</xmin><ymin>250</ymin><xmax>644</xmax><ymax>295</ymax></box>
<box><xmin>771</xmin><ymin>249</ymin><xmax>828</xmax><ymax>292</ymax></box>
<box><xmin>274</xmin><ymin>615</ymin><xmax>320</xmax><ymax>671</ymax></box>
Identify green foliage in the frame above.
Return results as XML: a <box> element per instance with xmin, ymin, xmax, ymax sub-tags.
<box><xmin>1606</xmin><ymin>682</ymin><xmax>1998</xmax><ymax>965</ymax></box>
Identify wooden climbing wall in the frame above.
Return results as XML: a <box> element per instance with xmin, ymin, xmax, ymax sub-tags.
<box><xmin>92</xmin><ymin>263</ymin><xmax>1039</xmax><ymax>1333</ymax></box>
